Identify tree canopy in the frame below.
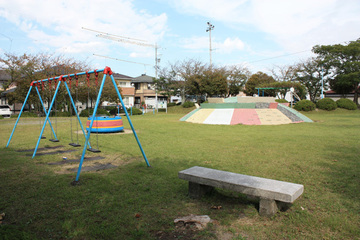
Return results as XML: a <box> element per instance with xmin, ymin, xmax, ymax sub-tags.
<box><xmin>0</xmin><ymin>53</ymin><xmax>122</xmax><ymax>111</ymax></box>
<box><xmin>313</xmin><ymin>39</ymin><xmax>360</xmax><ymax>104</ymax></box>
<box><xmin>245</xmin><ymin>72</ymin><xmax>275</xmax><ymax>96</ymax></box>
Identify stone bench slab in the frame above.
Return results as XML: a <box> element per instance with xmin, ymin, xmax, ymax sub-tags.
<box><xmin>179</xmin><ymin>166</ymin><xmax>304</xmax><ymax>216</ymax></box>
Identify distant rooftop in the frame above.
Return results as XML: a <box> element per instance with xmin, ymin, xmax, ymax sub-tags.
<box><xmin>132</xmin><ymin>74</ymin><xmax>154</xmax><ymax>83</ymax></box>
<box><xmin>113</xmin><ymin>73</ymin><xmax>133</xmax><ymax>80</ymax></box>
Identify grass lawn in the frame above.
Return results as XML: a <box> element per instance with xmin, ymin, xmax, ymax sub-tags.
<box><xmin>0</xmin><ymin>107</ymin><xmax>359</xmax><ymax>239</ymax></box>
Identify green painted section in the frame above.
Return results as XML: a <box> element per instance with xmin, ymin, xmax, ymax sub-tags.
<box><xmin>180</xmin><ymin>108</ymin><xmax>200</xmax><ymax>121</ymax></box>
<box><xmin>201</xmin><ymin>103</ymin><xmax>256</xmax><ymax>109</ymax></box>
<box><xmin>224</xmin><ymin>97</ymin><xmax>238</xmax><ymax>103</ymax></box>
<box><xmin>278</xmin><ymin>104</ymin><xmax>313</xmax><ymax>122</ymax></box>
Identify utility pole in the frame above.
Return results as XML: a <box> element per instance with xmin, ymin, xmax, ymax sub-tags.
<box><xmin>321</xmin><ymin>65</ymin><xmax>324</xmax><ymax>99</ymax></box>
<box><xmin>206</xmin><ymin>22</ymin><xmax>215</xmax><ymax>66</ymax></box>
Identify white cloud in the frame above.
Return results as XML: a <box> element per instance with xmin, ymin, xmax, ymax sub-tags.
<box><xmin>181</xmin><ymin>36</ymin><xmax>208</xmax><ymax>50</ymax></box>
<box><xmin>171</xmin><ymin>0</ymin><xmax>360</xmax><ymax>51</ymax></box>
<box><xmin>181</xmin><ymin>36</ymin><xmax>245</xmax><ymax>54</ymax></box>
<box><xmin>217</xmin><ymin>37</ymin><xmax>245</xmax><ymax>53</ymax></box>
<box><xmin>0</xmin><ymin>0</ymin><xmax>168</xmax><ymax>54</ymax></box>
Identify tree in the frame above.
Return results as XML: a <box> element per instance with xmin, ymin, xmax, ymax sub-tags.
<box><xmin>201</xmin><ymin>66</ymin><xmax>228</xmax><ymax>97</ymax></box>
<box><xmin>155</xmin><ymin>67</ymin><xmax>181</xmax><ymax>101</ymax></box>
<box><xmin>227</xmin><ymin>65</ymin><xmax>250</xmax><ymax>96</ymax></box>
<box><xmin>270</xmin><ymin>65</ymin><xmax>297</xmax><ymax>99</ymax></box>
<box><xmin>295</xmin><ymin>57</ymin><xmax>331</xmax><ymax>102</ymax></box>
<box><xmin>166</xmin><ymin>59</ymin><xmax>207</xmax><ymax>104</ymax></box>
<box><xmin>245</xmin><ymin>72</ymin><xmax>275</xmax><ymax>96</ymax></box>
<box><xmin>0</xmin><ymin>52</ymin><xmax>89</xmax><ymax>112</ymax></box>
<box><xmin>313</xmin><ymin>39</ymin><xmax>360</xmax><ymax>104</ymax></box>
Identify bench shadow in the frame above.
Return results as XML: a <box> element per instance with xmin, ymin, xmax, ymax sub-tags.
<box><xmin>197</xmin><ymin>188</ymin><xmax>293</xmax><ymax>215</ymax></box>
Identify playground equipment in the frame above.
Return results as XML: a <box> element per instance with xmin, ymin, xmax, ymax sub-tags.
<box><xmin>6</xmin><ymin>67</ymin><xmax>150</xmax><ymax>182</ymax></box>
<box><xmin>86</xmin><ymin>116</ymin><xmax>124</xmax><ymax>133</ymax></box>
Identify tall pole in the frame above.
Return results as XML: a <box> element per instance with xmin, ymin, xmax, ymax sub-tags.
<box><xmin>321</xmin><ymin>65</ymin><xmax>324</xmax><ymax>99</ymax></box>
<box><xmin>155</xmin><ymin>43</ymin><xmax>158</xmax><ymax>112</ymax></box>
<box><xmin>206</xmin><ymin>22</ymin><xmax>215</xmax><ymax>66</ymax></box>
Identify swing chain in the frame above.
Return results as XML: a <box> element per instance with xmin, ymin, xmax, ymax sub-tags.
<box><xmin>75</xmin><ymin>74</ymin><xmax>79</xmax><ymax>87</ymax></box>
<box><xmin>68</xmin><ymin>75</ymin><xmax>72</xmax><ymax>89</ymax></box>
<box><xmin>94</xmin><ymin>69</ymin><xmax>98</xmax><ymax>86</ymax></box>
<box><xmin>86</xmin><ymin>71</ymin><xmax>90</xmax><ymax>87</ymax></box>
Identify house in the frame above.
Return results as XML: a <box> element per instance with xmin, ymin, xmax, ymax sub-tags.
<box><xmin>132</xmin><ymin>74</ymin><xmax>167</xmax><ymax>108</ymax></box>
<box><xmin>113</xmin><ymin>73</ymin><xmax>135</xmax><ymax>108</ymax></box>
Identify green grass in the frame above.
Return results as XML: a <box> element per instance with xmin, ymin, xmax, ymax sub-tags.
<box><xmin>0</xmin><ymin>108</ymin><xmax>359</xmax><ymax>239</ymax></box>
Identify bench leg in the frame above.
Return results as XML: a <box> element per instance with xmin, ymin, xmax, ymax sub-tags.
<box><xmin>188</xmin><ymin>182</ymin><xmax>214</xmax><ymax>198</ymax></box>
<box><xmin>259</xmin><ymin>198</ymin><xmax>278</xmax><ymax>217</ymax></box>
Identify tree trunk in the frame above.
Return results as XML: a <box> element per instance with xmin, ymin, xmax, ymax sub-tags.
<box><xmin>354</xmin><ymin>91</ymin><xmax>359</xmax><ymax>106</ymax></box>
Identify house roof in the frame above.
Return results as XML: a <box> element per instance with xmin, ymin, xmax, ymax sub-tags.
<box><xmin>113</xmin><ymin>73</ymin><xmax>133</xmax><ymax>80</ymax></box>
<box><xmin>0</xmin><ymin>70</ymin><xmax>11</xmax><ymax>81</ymax></box>
<box><xmin>132</xmin><ymin>74</ymin><xmax>154</xmax><ymax>83</ymax></box>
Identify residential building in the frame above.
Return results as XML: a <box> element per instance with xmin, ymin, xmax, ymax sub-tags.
<box><xmin>113</xmin><ymin>73</ymin><xmax>135</xmax><ymax>108</ymax></box>
<box><xmin>132</xmin><ymin>74</ymin><xmax>167</xmax><ymax>108</ymax></box>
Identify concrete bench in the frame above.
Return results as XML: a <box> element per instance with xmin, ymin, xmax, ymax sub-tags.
<box><xmin>178</xmin><ymin>166</ymin><xmax>304</xmax><ymax>216</ymax></box>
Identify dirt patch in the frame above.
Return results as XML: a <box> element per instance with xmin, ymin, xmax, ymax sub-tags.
<box><xmin>51</xmin><ymin>153</ymin><xmax>139</xmax><ymax>174</ymax></box>
<box><xmin>76</xmin><ymin>128</ymin><xmax>136</xmax><ymax>135</ymax></box>
<box><xmin>155</xmin><ymin>221</ymin><xmax>216</xmax><ymax>240</ymax></box>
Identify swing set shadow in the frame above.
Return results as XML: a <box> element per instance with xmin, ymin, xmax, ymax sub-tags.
<box><xmin>6</xmin><ymin>66</ymin><xmax>150</xmax><ymax>182</ymax></box>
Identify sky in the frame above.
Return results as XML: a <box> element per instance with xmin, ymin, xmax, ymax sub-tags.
<box><xmin>0</xmin><ymin>0</ymin><xmax>359</xmax><ymax>78</ymax></box>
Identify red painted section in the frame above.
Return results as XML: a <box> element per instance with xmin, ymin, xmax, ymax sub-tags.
<box><xmin>86</xmin><ymin>119</ymin><xmax>123</xmax><ymax>128</ymax></box>
<box><xmin>230</xmin><ymin>109</ymin><xmax>261</xmax><ymax>125</ymax></box>
<box><xmin>269</xmin><ymin>102</ymin><xmax>278</xmax><ymax>109</ymax></box>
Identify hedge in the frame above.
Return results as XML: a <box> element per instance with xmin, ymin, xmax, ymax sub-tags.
<box><xmin>275</xmin><ymin>99</ymin><xmax>288</xmax><ymax>103</ymax></box>
<box><xmin>182</xmin><ymin>101</ymin><xmax>195</xmax><ymax>108</ymax></box>
<box><xmin>294</xmin><ymin>100</ymin><xmax>316</xmax><ymax>111</ymax></box>
<box><xmin>316</xmin><ymin>98</ymin><xmax>337</xmax><ymax>111</ymax></box>
<box><xmin>336</xmin><ymin>98</ymin><xmax>357</xmax><ymax>110</ymax></box>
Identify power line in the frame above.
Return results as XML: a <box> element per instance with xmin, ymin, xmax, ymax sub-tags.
<box><xmin>93</xmin><ymin>54</ymin><xmax>152</xmax><ymax>66</ymax></box>
<box><xmin>247</xmin><ymin>49</ymin><xmax>311</xmax><ymax>63</ymax></box>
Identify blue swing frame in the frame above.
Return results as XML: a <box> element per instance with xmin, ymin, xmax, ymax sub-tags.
<box><xmin>6</xmin><ymin>66</ymin><xmax>150</xmax><ymax>181</ymax></box>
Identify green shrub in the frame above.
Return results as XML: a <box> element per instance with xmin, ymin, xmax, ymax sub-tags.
<box><xmin>79</xmin><ymin>109</ymin><xmax>89</xmax><ymax>117</ymax></box>
<box><xmin>130</xmin><ymin>107</ymin><xmax>142</xmax><ymax>115</ymax></box>
<box><xmin>275</xmin><ymin>99</ymin><xmax>288</xmax><ymax>103</ymax></box>
<box><xmin>182</xmin><ymin>101</ymin><xmax>195</xmax><ymax>108</ymax></box>
<box><xmin>294</xmin><ymin>100</ymin><xmax>316</xmax><ymax>111</ymax></box>
<box><xmin>167</xmin><ymin>102</ymin><xmax>176</xmax><ymax>107</ymax></box>
<box><xmin>0</xmin><ymin>115</ymin><xmax>4</xmax><ymax>119</ymax></box>
<box><xmin>336</xmin><ymin>98</ymin><xmax>357</xmax><ymax>110</ymax></box>
<box><xmin>106</xmin><ymin>106</ymin><xmax>118</xmax><ymax>115</ymax></box>
<box><xmin>316</xmin><ymin>98</ymin><xmax>337</xmax><ymax>111</ymax></box>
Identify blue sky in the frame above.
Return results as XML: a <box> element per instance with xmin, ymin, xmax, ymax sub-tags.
<box><xmin>1</xmin><ymin>0</ymin><xmax>359</xmax><ymax>78</ymax></box>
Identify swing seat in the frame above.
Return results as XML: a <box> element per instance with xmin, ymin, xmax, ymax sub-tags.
<box><xmin>87</xmin><ymin>148</ymin><xmax>101</xmax><ymax>153</ymax></box>
<box><xmin>49</xmin><ymin>139</ymin><xmax>60</xmax><ymax>142</ymax></box>
<box><xmin>41</xmin><ymin>136</ymin><xmax>46</xmax><ymax>139</ymax></box>
<box><xmin>69</xmin><ymin>143</ymin><xmax>81</xmax><ymax>147</ymax></box>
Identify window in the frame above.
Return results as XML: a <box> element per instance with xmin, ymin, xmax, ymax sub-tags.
<box><xmin>134</xmin><ymin>83</ymin><xmax>140</xmax><ymax>90</ymax></box>
<box><xmin>118</xmin><ymin>82</ymin><xmax>127</xmax><ymax>87</ymax></box>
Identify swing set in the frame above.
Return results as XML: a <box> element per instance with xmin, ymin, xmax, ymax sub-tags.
<box><xmin>6</xmin><ymin>66</ymin><xmax>150</xmax><ymax>182</ymax></box>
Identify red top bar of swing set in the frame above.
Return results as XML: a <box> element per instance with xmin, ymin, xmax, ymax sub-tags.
<box><xmin>29</xmin><ymin>66</ymin><xmax>113</xmax><ymax>86</ymax></box>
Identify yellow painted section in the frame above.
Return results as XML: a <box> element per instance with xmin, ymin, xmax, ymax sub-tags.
<box><xmin>186</xmin><ymin>109</ymin><xmax>215</xmax><ymax>124</ymax></box>
<box><xmin>256</xmin><ymin>109</ymin><xmax>292</xmax><ymax>125</ymax></box>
